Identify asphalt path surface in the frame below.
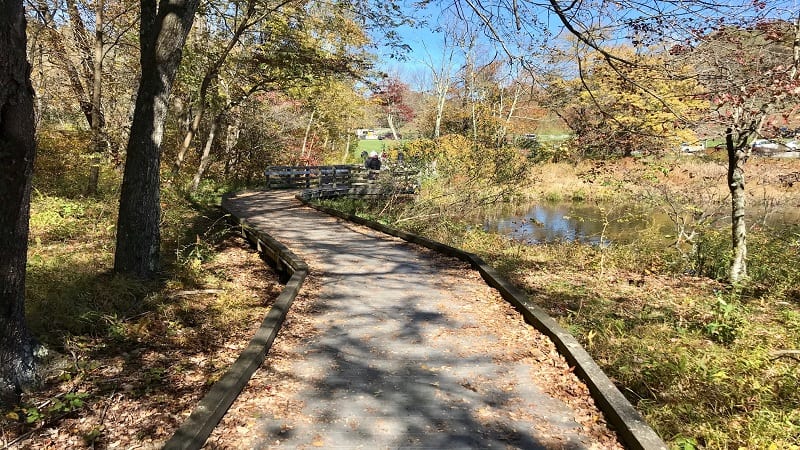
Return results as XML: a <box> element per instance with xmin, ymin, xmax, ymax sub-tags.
<box><xmin>219</xmin><ymin>190</ymin><xmax>622</xmax><ymax>449</ymax></box>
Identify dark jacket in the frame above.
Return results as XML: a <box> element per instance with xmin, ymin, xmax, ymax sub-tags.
<box><xmin>366</xmin><ymin>156</ymin><xmax>381</xmax><ymax>170</ymax></box>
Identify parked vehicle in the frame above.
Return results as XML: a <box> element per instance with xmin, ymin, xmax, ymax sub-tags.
<box><xmin>679</xmin><ymin>142</ymin><xmax>705</xmax><ymax>153</ymax></box>
<box><xmin>751</xmin><ymin>139</ymin><xmax>787</xmax><ymax>154</ymax></box>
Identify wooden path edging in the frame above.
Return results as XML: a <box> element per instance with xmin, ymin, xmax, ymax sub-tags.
<box><xmin>163</xmin><ymin>201</ymin><xmax>309</xmax><ymax>450</ymax></box>
<box><xmin>299</xmin><ymin>195</ymin><xmax>668</xmax><ymax>450</ymax></box>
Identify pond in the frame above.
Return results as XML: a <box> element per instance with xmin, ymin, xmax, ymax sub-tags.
<box><xmin>481</xmin><ymin>202</ymin><xmax>800</xmax><ymax>246</ymax></box>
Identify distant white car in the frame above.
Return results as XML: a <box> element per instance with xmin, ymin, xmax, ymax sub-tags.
<box><xmin>679</xmin><ymin>142</ymin><xmax>705</xmax><ymax>153</ymax></box>
<box><xmin>751</xmin><ymin>139</ymin><xmax>788</xmax><ymax>153</ymax></box>
<box><xmin>785</xmin><ymin>140</ymin><xmax>799</xmax><ymax>150</ymax></box>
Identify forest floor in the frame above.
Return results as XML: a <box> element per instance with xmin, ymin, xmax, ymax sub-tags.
<box><xmin>1</xmin><ymin>235</ymin><xmax>282</xmax><ymax>449</ymax></box>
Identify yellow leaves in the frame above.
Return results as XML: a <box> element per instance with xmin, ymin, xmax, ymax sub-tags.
<box><xmin>576</xmin><ymin>47</ymin><xmax>709</xmax><ymax>143</ymax></box>
<box><xmin>400</xmin><ymin>137</ymin><xmax>436</xmax><ymax>160</ymax></box>
<box><xmin>586</xmin><ymin>329</ymin><xmax>598</xmax><ymax>349</ymax></box>
<box><xmin>752</xmin><ymin>443</ymin><xmax>799</xmax><ymax>450</ymax></box>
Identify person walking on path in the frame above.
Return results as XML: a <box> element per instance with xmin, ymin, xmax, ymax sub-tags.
<box><xmin>366</xmin><ymin>151</ymin><xmax>381</xmax><ymax>170</ymax></box>
<box><xmin>366</xmin><ymin>151</ymin><xmax>381</xmax><ymax>179</ymax></box>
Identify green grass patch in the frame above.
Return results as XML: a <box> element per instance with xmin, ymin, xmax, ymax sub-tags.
<box><xmin>356</xmin><ymin>138</ymin><xmax>405</xmax><ymax>154</ymax></box>
<box><xmin>25</xmin><ymin>185</ymin><xmax>229</xmax><ymax>343</ymax></box>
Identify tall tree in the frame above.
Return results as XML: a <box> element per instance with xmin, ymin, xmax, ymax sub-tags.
<box><xmin>177</xmin><ymin>0</ymin><xmax>375</xmax><ymax>187</ymax></box>
<box><xmin>289</xmin><ymin>78</ymin><xmax>367</xmax><ymax>164</ymax></box>
<box><xmin>687</xmin><ymin>21</ymin><xmax>800</xmax><ymax>283</ymax></box>
<box><xmin>118</xmin><ymin>0</ymin><xmax>410</xmax><ymax>277</ymax></box>
<box><xmin>28</xmin><ymin>0</ymin><xmax>138</xmax><ymax>193</ymax></box>
<box><xmin>373</xmin><ymin>77</ymin><xmax>415</xmax><ymax>139</ymax></box>
<box><xmin>114</xmin><ymin>0</ymin><xmax>200</xmax><ymax>278</ymax></box>
<box><xmin>421</xmin><ymin>22</ymin><xmax>459</xmax><ymax>139</ymax></box>
<box><xmin>88</xmin><ymin>0</ymin><xmax>106</xmax><ymax>194</ymax></box>
<box><xmin>0</xmin><ymin>0</ymin><xmax>38</xmax><ymax>405</ymax></box>
<box><xmin>171</xmin><ymin>0</ymin><xmax>294</xmax><ymax>177</ymax></box>
<box><xmin>557</xmin><ymin>48</ymin><xmax>707</xmax><ymax>157</ymax></box>
<box><xmin>172</xmin><ymin>0</ymin><xmax>413</xmax><ymax>176</ymax></box>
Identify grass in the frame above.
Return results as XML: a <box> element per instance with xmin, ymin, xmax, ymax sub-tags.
<box><xmin>488</xmin><ymin>239</ymin><xmax>800</xmax><ymax>449</ymax></box>
<box><xmin>319</xmin><ymin>156</ymin><xmax>800</xmax><ymax>449</ymax></box>
<box><xmin>24</xmin><ymin>180</ymin><xmax>250</xmax><ymax>343</ymax></box>
<box><xmin>356</xmin><ymin>138</ymin><xmax>404</xmax><ymax>154</ymax></box>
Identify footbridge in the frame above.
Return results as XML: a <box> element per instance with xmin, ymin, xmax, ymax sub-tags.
<box><xmin>264</xmin><ymin>164</ymin><xmax>419</xmax><ymax>199</ymax></box>
<box><xmin>164</xmin><ymin>188</ymin><xmax>667</xmax><ymax>450</ymax></box>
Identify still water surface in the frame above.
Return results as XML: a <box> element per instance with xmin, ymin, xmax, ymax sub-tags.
<box><xmin>482</xmin><ymin>202</ymin><xmax>800</xmax><ymax>246</ymax></box>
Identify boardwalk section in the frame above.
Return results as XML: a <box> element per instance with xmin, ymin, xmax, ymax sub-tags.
<box><xmin>265</xmin><ymin>164</ymin><xmax>419</xmax><ymax>199</ymax></box>
<box><xmin>213</xmin><ymin>190</ymin><xmax>628</xmax><ymax>449</ymax></box>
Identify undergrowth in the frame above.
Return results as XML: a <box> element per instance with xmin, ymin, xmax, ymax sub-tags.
<box><xmin>10</xmin><ymin>132</ymin><xmax>268</xmax><ymax>440</ymax></box>
<box><xmin>26</xmin><ymin>184</ymin><xmax>249</xmax><ymax>340</ymax></box>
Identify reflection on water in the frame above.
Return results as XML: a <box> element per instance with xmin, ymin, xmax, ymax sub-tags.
<box><xmin>482</xmin><ymin>202</ymin><xmax>800</xmax><ymax>246</ymax></box>
<box><xmin>482</xmin><ymin>203</ymin><xmax>662</xmax><ymax>246</ymax></box>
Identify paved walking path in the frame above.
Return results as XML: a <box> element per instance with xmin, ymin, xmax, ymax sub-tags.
<box><xmin>217</xmin><ymin>190</ymin><xmax>624</xmax><ymax>449</ymax></box>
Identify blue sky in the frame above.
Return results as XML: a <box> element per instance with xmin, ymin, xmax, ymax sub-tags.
<box><xmin>370</xmin><ymin>0</ymin><xmax>564</xmax><ymax>88</ymax></box>
<box><xmin>371</xmin><ymin>0</ymin><xmax>800</xmax><ymax>91</ymax></box>
<box><xmin>371</xmin><ymin>4</ymin><xmax>449</xmax><ymax>85</ymax></box>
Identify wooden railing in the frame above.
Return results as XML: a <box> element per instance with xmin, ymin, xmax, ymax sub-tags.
<box><xmin>265</xmin><ymin>165</ymin><xmax>357</xmax><ymax>189</ymax></box>
<box><xmin>265</xmin><ymin>164</ymin><xmax>418</xmax><ymax>199</ymax></box>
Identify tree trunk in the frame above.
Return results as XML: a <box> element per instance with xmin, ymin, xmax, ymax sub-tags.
<box><xmin>39</xmin><ymin>22</ymin><xmax>94</xmax><ymax>125</ymax></box>
<box><xmin>87</xmin><ymin>0</ymin><xmax>104</xmax><ymax>195</ymax></box>
<box><xmin>434</xmin><ymin>91</ymin><xmax>445</xmax><ymax>138</ymax></box>
<box><xmin>342</xmin><ymin>132</ymin><xmax>351</xmax><ymax>163</ymax></box>
<box><xmin>219</xmin><ymin>114</ymin><xmax>240</xmax><ymax>177</ymax></box>
<box><xmin>432</xmin><ymin>68</ymin><xmax>449</xmax><ymax>139</ymax></box>
<box><xmin>172</xmin><ymin>0</ymin><xmax>255</xmax><ymax>176</ymax></box>
<box><xmin>225</xmin><ymin>112</ymin><xmax>240</xmax><ymax>158</ymax></box>
<box><xmin>173</xmin><ymin>104</ymin><xmax>202</xmax><ymax>175</ymax></box>
<box><xmin>726</xmin><ymin>129</ymin><xmax>747</xmax><ymax>284</ymax></box>
<box><xmin>0</xmin><ymin>0</ymin><xmax>38</xmax><ymax>406</ymax></box>
<box><xmin>792</xmin><ymin>13</ymin><xmax>800</xmax><ymax>79</ymax></box>
<box><xmin>191</xmin><ymin>118</ymin><xmax>218</xmax><ymax>191</ymax></box>
<box><xmin>387</xmin><ymin>113</ymin><xmax>398</xmax><ymax>140</ymax></box>
<box><xmin>301</xmin><ymin>108</ymin><xmax>315</xmax><ymax>159</ymax></box>
<box><xmin>471</xmin><ymin>99</ymin><xmax>478</xmax><ymax>143</ymax></box>
<box><xmin>114</xmin><ymin>0</ymin><xmax>199</xmax><ymax>279</ymax></box>
<box><xmin>495</xmin><ymin>84</ymin><xmax>520</xmax><ymax>148</ymax></box>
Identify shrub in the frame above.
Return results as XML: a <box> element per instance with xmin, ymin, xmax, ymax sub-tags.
<box><xmin>35</xmin><ymin>130</ymin><xmax>118</xmax><ymax>197</ymax></box>
<box><xmin>693</xmin><ymin>229</ymin><xmax>732</xmax><ymax>281</ymax></box>
<box><xmin>745</xmin><ymin>225</ymin><xmax>800</xmax><ymax>300</ymax></box>
<box><xmin>692</xmin><ymin>226</ymin><xmax>800</xmax><ymax>300</ymax></box>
